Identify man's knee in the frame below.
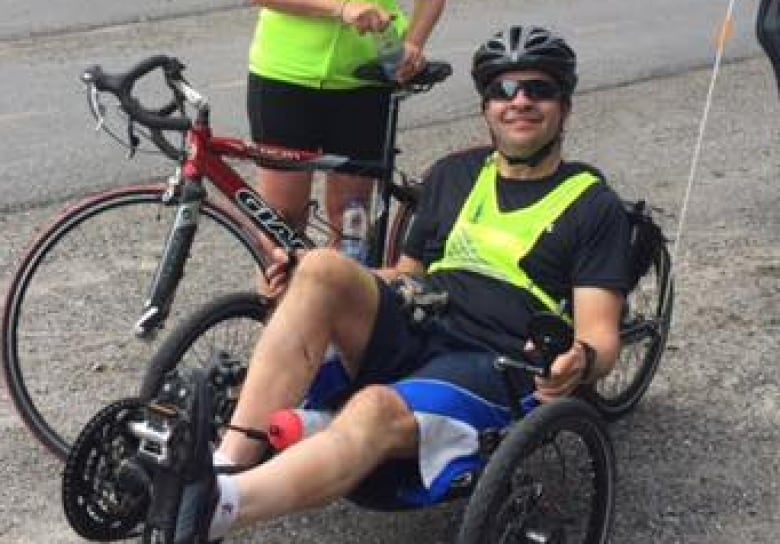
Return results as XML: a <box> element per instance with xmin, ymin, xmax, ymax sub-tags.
<box><xmin>332</xmin><ymin>385</ymin><xmax>418</xmax><ymax>458</ymax></box>
<box><xmin>294</xmin><ymin>248</ymin><xmax>359</xmax><ymax>291</ymax></box>
<box><xmin>291</xmin><ymin>249</ymin><xmax>380</xmax><ymax>326</ymax></box>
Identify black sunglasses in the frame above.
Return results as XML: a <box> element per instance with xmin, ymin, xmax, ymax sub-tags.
<box><xmin>483</xmin><ymin>79</ymin><xmax>563</xmax><ymax>102</ymax></box>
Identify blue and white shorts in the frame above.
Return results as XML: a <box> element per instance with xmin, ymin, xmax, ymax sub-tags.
<box><xmin>304</xmin><ymin>277</ymin><xmax>535</xmax><ymax>508</ymax></box>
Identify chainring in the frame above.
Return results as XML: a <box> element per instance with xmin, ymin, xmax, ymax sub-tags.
<box><xmin>62</xmin><ymin>397</ymin><xmax>150</xmax><ymax>541</ymax></box>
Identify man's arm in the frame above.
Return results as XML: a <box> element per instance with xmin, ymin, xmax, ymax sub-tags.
<box><xmin>571</xmin><ymin>286</ymin><xmax>624</xmax><ymax>380</ymax></box>
<box><xmin>534</xmin><ymin>286</ymin><xmax>624</xmax><ymax>403</ymax></box>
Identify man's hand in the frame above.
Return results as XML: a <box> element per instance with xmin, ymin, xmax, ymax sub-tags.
<box><xmin>532</xmin><ymin>340</ymin><xmax>591</xmax><ymax>404</ymax></box>
<box><xmin>263</xmin><ymin>247</ymin><xmax>302</xmax><ymax>299</ymax></box>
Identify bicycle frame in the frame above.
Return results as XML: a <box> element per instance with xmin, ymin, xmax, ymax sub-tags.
<box><xmin>136</xmin><ymin>91</ymin><xmax>408</xmax><ymax>338</ymax></box>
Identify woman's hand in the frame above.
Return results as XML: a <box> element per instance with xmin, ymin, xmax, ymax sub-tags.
<box><xmin>341</xmin><ymin>2</ymin><xmax>393</xmax><ymax>34</ymax></box>
<box><xmin>397</xmin><ymin>42</ymin><xmax>426</xmax><ymax>83</ymax></box>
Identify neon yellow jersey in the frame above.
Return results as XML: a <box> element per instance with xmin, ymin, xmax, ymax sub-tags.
<box><xmin>249</xmin><ymin>2</ymin><xmax>409</xmax><ymax>90</ymax></box>
<box><xmin>428</xmin><ymin>155</ymin><xmax>600</xmax><ymax>321</ymax></box>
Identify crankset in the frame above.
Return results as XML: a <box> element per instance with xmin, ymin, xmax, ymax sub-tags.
<box><xmin>62</xmin><ymin>355</ymin><xmax>246</xmax><ymax>542</ymax></box>
<box><xmin>62</xmin><ymin>397</ymin><xmax>150</xmax><ymax>541</ymax></box>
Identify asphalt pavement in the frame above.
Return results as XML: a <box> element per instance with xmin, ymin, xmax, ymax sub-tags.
<box><xmin>0</xmin><ymin>0</ymin><xmax>765</xmax><ymax>209</ymax></box>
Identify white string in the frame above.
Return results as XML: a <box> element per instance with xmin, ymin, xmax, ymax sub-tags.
<box><xmin>666</xmin><ymin>0</ymin><xmax>736</xmax><ymax>324</ymax></box>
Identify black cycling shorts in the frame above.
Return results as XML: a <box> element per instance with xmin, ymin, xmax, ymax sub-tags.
<box><xmin>304</xmin><ymin>278</ymin><xmax>532</xmax><ymax>508</ymax></box>
<box><xmin>247</xmin><ymin>73</ymin><xmax>391</xmax><ymax>161</ymax></box>
<box><xmin>305</xmin><ymin>277</ymin><xmax>523</xmax><ymax>413</ymax></box>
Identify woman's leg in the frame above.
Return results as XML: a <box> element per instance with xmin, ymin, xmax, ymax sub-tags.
<box><xmin>256</xmin><ymin>168</ymin><xmax>314</xmax><ymax>230</ymax></box>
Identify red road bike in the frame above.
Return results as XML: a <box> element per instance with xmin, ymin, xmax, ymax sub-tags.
<box><xmin>1</xmin><ymin>54</ymin><xmax>451</xmax><ymax>460</ymax></box>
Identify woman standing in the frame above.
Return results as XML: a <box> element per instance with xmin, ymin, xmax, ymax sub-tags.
<box><xmin>247</xmin><ymin>0</ymin><xmax>446</xmax><ymax>236</ymax></box>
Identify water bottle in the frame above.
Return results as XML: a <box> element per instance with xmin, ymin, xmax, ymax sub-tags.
<box><xmin>267</xmin><ymin>408</ymin><xmax>334</xmax><ymax>450</ymax></box>
<box><xmin>341</xmin><ymin>198</ymin><xmax>369</xmax><ymax>263</ymax></box>
<box><xmin>374</xmin><ymin>24</ymin><xmax>403</xmax><ymax>79</ymax></box>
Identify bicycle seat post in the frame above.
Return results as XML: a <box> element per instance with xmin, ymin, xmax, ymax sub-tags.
<box><xmin>368</xmin><ymin>91</ymin><xmax>403</xmax><ymax>267</ymax></box>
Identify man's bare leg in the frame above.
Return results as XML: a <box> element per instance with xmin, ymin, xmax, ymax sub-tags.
<box><xmin>232</xmin><ymin>384</ymin><xmax>418</xmax><ymax>526</ymax></box>
<box><xmin>219</xmin><ymin>248</ymin><xmax>382</xmax><ymax>466</ymax></box>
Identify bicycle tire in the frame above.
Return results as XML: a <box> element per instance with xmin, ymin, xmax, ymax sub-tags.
<box><xmin>591</xmin><ymin>241</ymin><xmax>674</xmax><ymax>421</ymax></box>
<box><xmin>457</xmin><ymin>398</ymin><xmax>615</xmax><ymax>544</ymax></box>
<box><xmin>2</xmin><ymin>185</ymin><xmax>266</xmax><ymax>461</ymax></box>
<box><xmin>140</xmin><ymin>291</ymin><xmax>271</xmax><ymax>401</ymax></box>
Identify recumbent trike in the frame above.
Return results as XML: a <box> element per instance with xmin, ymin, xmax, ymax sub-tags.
<box><xmin>58</xmin><ymin>54</ymin><xmax>673</xmax><ymax>544</ymax></box>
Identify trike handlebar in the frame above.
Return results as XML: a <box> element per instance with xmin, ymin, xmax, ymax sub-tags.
<box><xmin>495</xmin><ymin>311</ymin><xmax>574</xmax><ymax>379</ymax></box>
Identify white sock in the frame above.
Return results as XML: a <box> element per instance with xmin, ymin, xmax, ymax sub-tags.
<box><xmin>208</xmin><ymin>474</ymin><xmax>240</xmax><ymax>541</ymax></box>
<box><xmin>213</xmin><ymin>450</ymin><xmax>234</xmax><ymax>468</ymax></box>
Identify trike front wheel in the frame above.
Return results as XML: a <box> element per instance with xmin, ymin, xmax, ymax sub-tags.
<box><xmin>140</xmin><ymin>291</ymin><xmax>271</xmax><ymax>401</ymax></box>
<box><xmin>457</xmin><ymin>398</ymin><xmax>615</xmax><ymax>544</ymax></box>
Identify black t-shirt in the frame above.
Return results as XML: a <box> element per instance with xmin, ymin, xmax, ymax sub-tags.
<box><xmin>403</xmin><ymin>146</ymin><xmax>631</xmax><ymax>359</ymax></box>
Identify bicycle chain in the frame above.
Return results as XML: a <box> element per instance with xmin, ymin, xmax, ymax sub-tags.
<box><xmin>62</xmin><ymin>397</ymin><xmax>150</xmax><ymax>541</ymax></box>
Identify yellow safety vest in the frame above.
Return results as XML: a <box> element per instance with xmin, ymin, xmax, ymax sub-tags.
<box><xmin>428</xmin><ymin>155</ymin><xmax>599</xmax><ymax>323</ymax></box>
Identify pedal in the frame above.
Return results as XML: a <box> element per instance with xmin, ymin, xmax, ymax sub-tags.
<box><xmin>138</xmin><ymin>367</ymin><xmax>215</xmax><ymax>543</ymax></box>
<box><xmin>131</xmin><ymin>368</ymin><xmax>202</xmax><ymax>471</ymax></box>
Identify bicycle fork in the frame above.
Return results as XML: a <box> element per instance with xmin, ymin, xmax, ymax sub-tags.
<box><xmin>134</xmin><ymin>180</ymin><xmax>206</xmax><ymax>339</ymax></box>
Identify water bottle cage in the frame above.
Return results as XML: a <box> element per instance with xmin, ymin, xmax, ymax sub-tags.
<box><xmin>390</xmin><ymin>276</ymin><xmax>449</xmax><ymax>326</ymax></box>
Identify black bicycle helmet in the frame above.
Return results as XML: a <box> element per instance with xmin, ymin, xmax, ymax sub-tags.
<box><xmin>472</xmin><ymin>25</ymin><xmax>578</xmax><ymax>97</ymax></box>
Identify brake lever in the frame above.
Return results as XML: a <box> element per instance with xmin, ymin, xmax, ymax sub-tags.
<box><xmin>526</xmin><ymin>312</ymin><xmax>574</xmax><ymax>372</ymax></box>
<box><xmin>88</xmin><ymin>85</ymin><xmax>107</xmax><ymax>132</ymax></box>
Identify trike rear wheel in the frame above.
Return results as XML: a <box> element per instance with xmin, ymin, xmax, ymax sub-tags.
<box><xmin>591</xmin><ymin>242</ymin><xmax>673</xmax><ymax>420</ymax></box>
